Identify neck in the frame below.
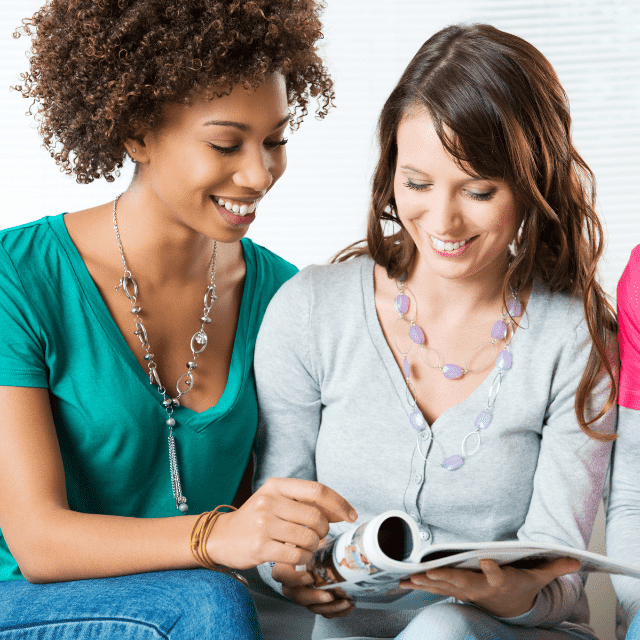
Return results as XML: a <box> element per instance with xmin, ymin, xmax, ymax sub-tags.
<box><xmin>404</xmin><ymin>254</ymin><xmax>511</xmax><ymax>322</ymax></box>
<box><xmin>112</xmin><ymin>186</ymin><xmax>227</xmax><ymax>287</ymax></box>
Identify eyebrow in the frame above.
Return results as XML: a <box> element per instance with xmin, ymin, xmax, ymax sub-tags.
<box><xmin>203</xmin><ymin>114</ymin><xmax>291</xmax><ymax>132</ymax></box>
<box><xmin>399</xmin><ymin>165</ymin><xmax>486</xmax><ymax>182</ymax></box>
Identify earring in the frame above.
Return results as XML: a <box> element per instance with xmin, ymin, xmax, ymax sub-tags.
<box><xmin>132</xmin><ymin>148</ymin><xmax>137</xmax><ymax>153</ymax></box>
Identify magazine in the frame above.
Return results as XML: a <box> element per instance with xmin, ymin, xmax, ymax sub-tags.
<box><xmin>306</xmin><ymin>510</ymin><xmax>640</xmax><ymax>610</ymax></box>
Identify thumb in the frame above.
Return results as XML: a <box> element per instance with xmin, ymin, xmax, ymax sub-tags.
<box><xmin>530</xmin><ymin>557</ymin><xmax>581</xmax><ymax>586</ymax></box>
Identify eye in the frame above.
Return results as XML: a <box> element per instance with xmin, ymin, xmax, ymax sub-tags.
<box><xmin>404</xmin><ymin>179</ymin><xmax>431</xmax><ymax>191</ymax></box>
<box><xmin>265</xmin><ymin>138</ymin><xmax>288</xmax><ymax>149</ymax></box>
<box><xmin>466</xmin><ymin>190</ymin><xmax>495</xmax><ymax>202</ymax></box>
<box><xmin>207</xmin><ymin>142</ymin><xmax>241</xmax><ymax>155</ymax></box>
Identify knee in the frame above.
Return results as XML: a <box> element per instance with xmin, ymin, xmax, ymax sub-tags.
<box><xmin>168</xmin><ymin>570</ymin><xmax>262</xmax><ymax>640</ymax></box>
<box><xmin>399</xmin><ymin>602</ymin><xmax>491</xmax><ymax>640</ymax></box>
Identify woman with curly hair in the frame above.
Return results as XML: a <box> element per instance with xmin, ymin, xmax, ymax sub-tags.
<box><xmin>253</xmin><ymin>24</ymin><xmax>618</xmax><ymax>640</ymax></box>
<box><xmin>0</xmin><ymin>1</ymin><xmax>356</xmax><ymax>638</ymax></box>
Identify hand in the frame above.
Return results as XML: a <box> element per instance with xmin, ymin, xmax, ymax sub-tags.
<box><xmin>398</xmin><ymin>557</ymin><xmax>581</xmax><ymax>618</ymax></box>
<box><xmin>272</xmin><ymin>563</ymin><xmax>355</xmax><ymax>619</ymax></box>
<box><xmin>205</xmin><ymin>477</ymin><xmax>357</xmax><ymax>570</ymax></box>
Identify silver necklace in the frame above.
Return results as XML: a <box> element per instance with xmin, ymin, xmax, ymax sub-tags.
<box><xmin>393</xmin><ymin>274</ymin><xmax>520</xmax><ymax>470</ymax></box>
<box><xmin>113</xmin><ymin>194</ymin><xmax>218</xmax><ymax>512</ymax></box>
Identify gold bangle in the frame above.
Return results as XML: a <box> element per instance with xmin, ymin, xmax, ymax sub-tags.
<box><xmin>190</xmin><ymin>505</ymin><xmax>248</xmax><ymax>587</ymax></box>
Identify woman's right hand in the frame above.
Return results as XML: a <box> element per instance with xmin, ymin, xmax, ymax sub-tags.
<box><xmin>206</xmin><ymin>477</ymin><xmax>357</xmax><ymax>570</ymax></box>
<box><xmin>272</xmin><ymin>563</ymin><xmax>355</xmax><ymax>618</ymax></box>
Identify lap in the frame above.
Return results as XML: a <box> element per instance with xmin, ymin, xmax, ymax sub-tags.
<box><xmin>0</xmin><ymin>569</ymin><xmax>263</xmax><ymax>640</ymax></box>
<box><xmin>396</xmin><ymin>602</ymin><xmax>596</xmax><ymax>640</ymax></box>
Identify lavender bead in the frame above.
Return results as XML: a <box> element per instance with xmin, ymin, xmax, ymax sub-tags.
<box><xmin>474</xmin><ymin>410</ymin><xmax>492</xmax><ymax>430</ymax></box>
<box><xmin>507</xmin><ymin>298</ymin><xmax>522</xmax><ymax>317</ymax></box>
<box><xmin>496</xmin><ymin>350</ymin><xmax>512</xmax><ymax>370</ymax></box>
<box><xmin>409</xmin><ymin>325</ymin><xmax>425</xmax><ymax>344</ymax></box>
<box><xmin>403</xmin><ymin>357</ymin><xmax>411</xmax><ymax>378</ymax></box>
<box><xmin>491</xmin><ymin>320</ymin><xmax>507</xmax><ymax>340</ymax></box>
<box><xmin>395</xmin><ymin>294</ymin><xmax>410</xmax><ymax>314</ymax></box>
<box><xmin>442</xmin><ymin>363</ymin><xmax>463</xmax><ymax>380</ymax></box>
<box><xmin>410</xmin><ymin>410</ymin><xmax>426</xmax><ymax>431</ymax></box>
<box><xmin>443</xmin><ymin>455</ymin><xmax>464</xmax><ymax>471</ymax></box>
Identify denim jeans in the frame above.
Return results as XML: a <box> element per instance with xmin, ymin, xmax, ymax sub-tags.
<box><xmin>0</xmin><ymin>569</ymin><xmax>263</xmax><ymax>639</ymax></box>
<box><xmin>395</xmin><ymin>602</ymin><xmax>597</xmax><ymax>640</ymax></box>
<box><xmin>627</xmin><ymin>610</ymin><xmax>640</xmax><ymax>640</ymax></box>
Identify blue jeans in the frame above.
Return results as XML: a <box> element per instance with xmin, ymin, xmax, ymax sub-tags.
<box><xmin>0</xmin><ymin>569</ymin><xmax>263</xmax><ymax>639</ymax></box>
<box><xmin>627</xmin><ymin>610</ymin><xmax>640</xmax><ymax>640</ymax></box>
<box><xmin>395</xmin><ymin>602</ymin><xmax>597</xmax><ymax>640</ymax></box>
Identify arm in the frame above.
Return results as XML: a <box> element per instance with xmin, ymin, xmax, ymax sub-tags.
<box><xmin>606</xmin><ymin>407</ymin><xmax>640</xmax><ymax>627</ymax></box>
<box><xmin>253</xmin><ymin>267</ymin><xmax>355</xmax><ymax>617</ymax></box>
<box><xmin>0</xmin><ymin>385</ymin><xmax>354</xmax><ymax>583</ymax></box>
<box><xmin>401</xmin><ymin>321</ymin><xmax>616</xmax><ymax>626</ymax></box>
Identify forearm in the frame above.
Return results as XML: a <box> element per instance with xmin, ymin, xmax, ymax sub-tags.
<box><xmin>13</xmin><ymin>506</ymin><xmax>199</xmax><ymax>583</ymax></box>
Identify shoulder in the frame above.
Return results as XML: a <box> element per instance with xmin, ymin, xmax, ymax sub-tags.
<box><xmin>241</xmin><ymin>238</ymin><xmax>297</xmax><ymax>293</ymax></box>
<box><xmin>276</xmin><ymin>254</ymin><xmax>372</xmax><ymax>300</ymax></box>
<box><xmin>0</xmin><ymin>216</ymin><xmax>64</xmax><ymax>283</ymax></box>
<box><xmin>259</xmin><ymin>255</ymin><xmax>372</xmax><ymax>329</ymax></box>
<box><xmin>529</xmin><ymin>279</ymin><xmax>590</xmax><ymax>345</ymax></box>
<box><xmin>618</xmin><ymin>244</ymin><xmax>640</xmax><ymax>317</ymax></box>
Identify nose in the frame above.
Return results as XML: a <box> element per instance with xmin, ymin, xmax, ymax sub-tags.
<box><xmin>428</xmin><ymin>188</ymin><xmax>461</xmax><ymax>231</ymax></box>
<box><xmin>233</xmin><ymin>147</ymin><xmax>278</xmax><ymax>193</ymax></box>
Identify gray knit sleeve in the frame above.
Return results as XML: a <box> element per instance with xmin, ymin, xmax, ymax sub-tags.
<box><xmin>606</xmin><ymin>406</ymin><xmax>640</xmax><ymax>637</ymax></box>
<box><xmin>496</xmin><ymin>322</ymin><xmax>616</xmax><ymax>628</ymax></box>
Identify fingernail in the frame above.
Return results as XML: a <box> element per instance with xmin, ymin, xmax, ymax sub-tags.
<box><xmin>319</xmin><ymin>592</ymin><xmax>333</xmax><ymax>603</ymax></box>
<box><xmin>349</xmin><ymin>510</ymin><xmax>358</xmax><ymax>522</ymax></box>
<box><xmin>301</xmin><ymin>575</ymin><xmax>313</xmax><ymax>585</ymax></box>
<box><xmin>337</xmin><ymin>600</ymin><xmax>351</xmax><ymax>610</ymax></box>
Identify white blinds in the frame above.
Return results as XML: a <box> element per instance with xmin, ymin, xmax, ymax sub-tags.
<box><xmin>1</xmin><ymin>0</ymin><xmax>638</xmax><ymax>297</ymax></box>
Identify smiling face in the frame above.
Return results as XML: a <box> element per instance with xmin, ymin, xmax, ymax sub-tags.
<box><xmin>127</xmin><ymin>72</ymin><xmax>289</xmax><ymax>242</ymax></box>
<box><xmin>393</xmin><ymin>111</ymin><xmax>522</xmax><ymax>284</ymax></box>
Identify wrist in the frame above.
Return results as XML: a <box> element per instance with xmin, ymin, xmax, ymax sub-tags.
<box><xmin>472</xmin><ymin>591</ymin><xmax>537</xmax><ymax>618</ymax></box>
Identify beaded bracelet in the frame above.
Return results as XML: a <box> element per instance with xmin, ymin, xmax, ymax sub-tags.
<box><xmin>190</xmin><ymin>505</ymin><xmax>248</xmax><ymax>586</ymax></box>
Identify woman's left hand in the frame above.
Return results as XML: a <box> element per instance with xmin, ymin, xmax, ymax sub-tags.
<box><xmin>398</xmin><ymin>557</ymin><xmax>581</xmax><ymax>618</ymax></box>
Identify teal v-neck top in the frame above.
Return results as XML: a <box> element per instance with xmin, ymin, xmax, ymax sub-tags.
<box><xmin>0</xmin><ymin>214</ymin><xmax>297</xmax><ymax>581</ymax></box>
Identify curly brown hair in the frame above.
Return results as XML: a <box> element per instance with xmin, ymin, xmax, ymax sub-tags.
<box><xmin>335</xmin><ymin>24</ymin><xmax>618</xmax><ymax>441</ymax></box>
<box><xmin>13</xmin><ymin>0</ymin><xmax>334</xmax><ymax>184</ymax></box>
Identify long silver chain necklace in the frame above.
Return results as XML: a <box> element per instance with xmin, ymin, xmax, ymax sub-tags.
<box><xmin>393</xmin><ymin>274</ymin><xmax>521</xmax><ymax>470</ymax></box>
<box><xmin>113</xmin><ymin>194</ymin><xmax>218</xmax><ymax>512</ymax></box>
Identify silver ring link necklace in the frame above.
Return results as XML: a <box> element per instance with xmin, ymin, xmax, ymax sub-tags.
<box><xmin>113</xmin><ymin>194</ymin><xmax>218</xmax><ymax>512</ymax></box>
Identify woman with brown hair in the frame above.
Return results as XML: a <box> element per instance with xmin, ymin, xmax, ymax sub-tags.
<box><xmin>253</xmin><ymin>23</ymin><xmax>618</xmax><ymax>639</ymax></box>
<box><xmin>0</xmin><ymin>1</ymin><xmax>357</xmax><ymax>638</ymax></box>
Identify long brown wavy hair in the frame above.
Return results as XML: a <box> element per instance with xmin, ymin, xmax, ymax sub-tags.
<box><xmin>335</xmin><ymin>24</ymin><xmax>617</xmax><ymax>440</ymax></box>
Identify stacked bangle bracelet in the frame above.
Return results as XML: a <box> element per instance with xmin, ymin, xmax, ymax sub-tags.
<box><xmin>190</xmin><ymin>505</ymin><xmax>248</xmax><ymax>586</ymax></box>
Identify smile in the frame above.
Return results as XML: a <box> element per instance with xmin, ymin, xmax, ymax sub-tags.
<box><xmin>215</xmin><ymin>197</ymin><xmax>259</xmax><ymax>217</ymax></box>
<box><xmin>430</xmin><ymin>235</ymin><xmax>475</xmax><ymax>252</ymax></box>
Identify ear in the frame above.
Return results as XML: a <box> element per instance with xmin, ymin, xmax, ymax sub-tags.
<box><xmin>124</xmin><ymin>129</ymin><xmax>151</xmax><ymax>165</ymax></box>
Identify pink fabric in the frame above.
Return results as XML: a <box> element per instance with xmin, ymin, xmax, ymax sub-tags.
<box><xmin>618</xmin><ymin>244</ymin><xmax>640</xmax><ymax>409</ymax></box>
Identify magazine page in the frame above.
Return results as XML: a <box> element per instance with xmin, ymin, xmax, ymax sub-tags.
<box><xmin>306</xmin><ymin>510</ymin><xmax>640</xmax><ymax>610</ymax></box>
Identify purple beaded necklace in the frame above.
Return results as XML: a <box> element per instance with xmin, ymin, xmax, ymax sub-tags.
<box><xmin>393</xmin><ymin>274</ymin><xmax>522</xmax><ymax>471</ymax></box>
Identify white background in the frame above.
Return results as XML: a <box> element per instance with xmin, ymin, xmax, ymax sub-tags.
<box><xmin>1</xmin><ymin>0</ymin><xmax>639</xmax><ymax>298</ymax></box>
<box><xmin>1</xmin><ymin>3</ymin><xmax>638</xmax><ymax>638</ymax></box>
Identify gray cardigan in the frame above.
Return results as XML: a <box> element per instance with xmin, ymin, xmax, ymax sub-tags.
<box><xmin>253</xmin><ymin>256</ymin><xmax>616</xmax><ymax>640</ymax></box>
<box><xmin>606</xmin><ymin>406</ymin><xmax>640</xmax><ymax>640</ymax></box>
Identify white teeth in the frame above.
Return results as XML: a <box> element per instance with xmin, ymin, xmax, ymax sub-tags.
<box><xmin>430</xmin><ymin>235</ymin><xmax>471</xmax><ymax>252</ymax></box>
<box><xmin>215</xmin><ymin>198</ymin><xmax>259</xmax><ymax>217</ymax></box>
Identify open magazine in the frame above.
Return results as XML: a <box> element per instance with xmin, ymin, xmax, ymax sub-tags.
<box><xmin>306</xmin><ymin>510</ymin><xmax>640</xmax><ymax>611</ymax></box>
